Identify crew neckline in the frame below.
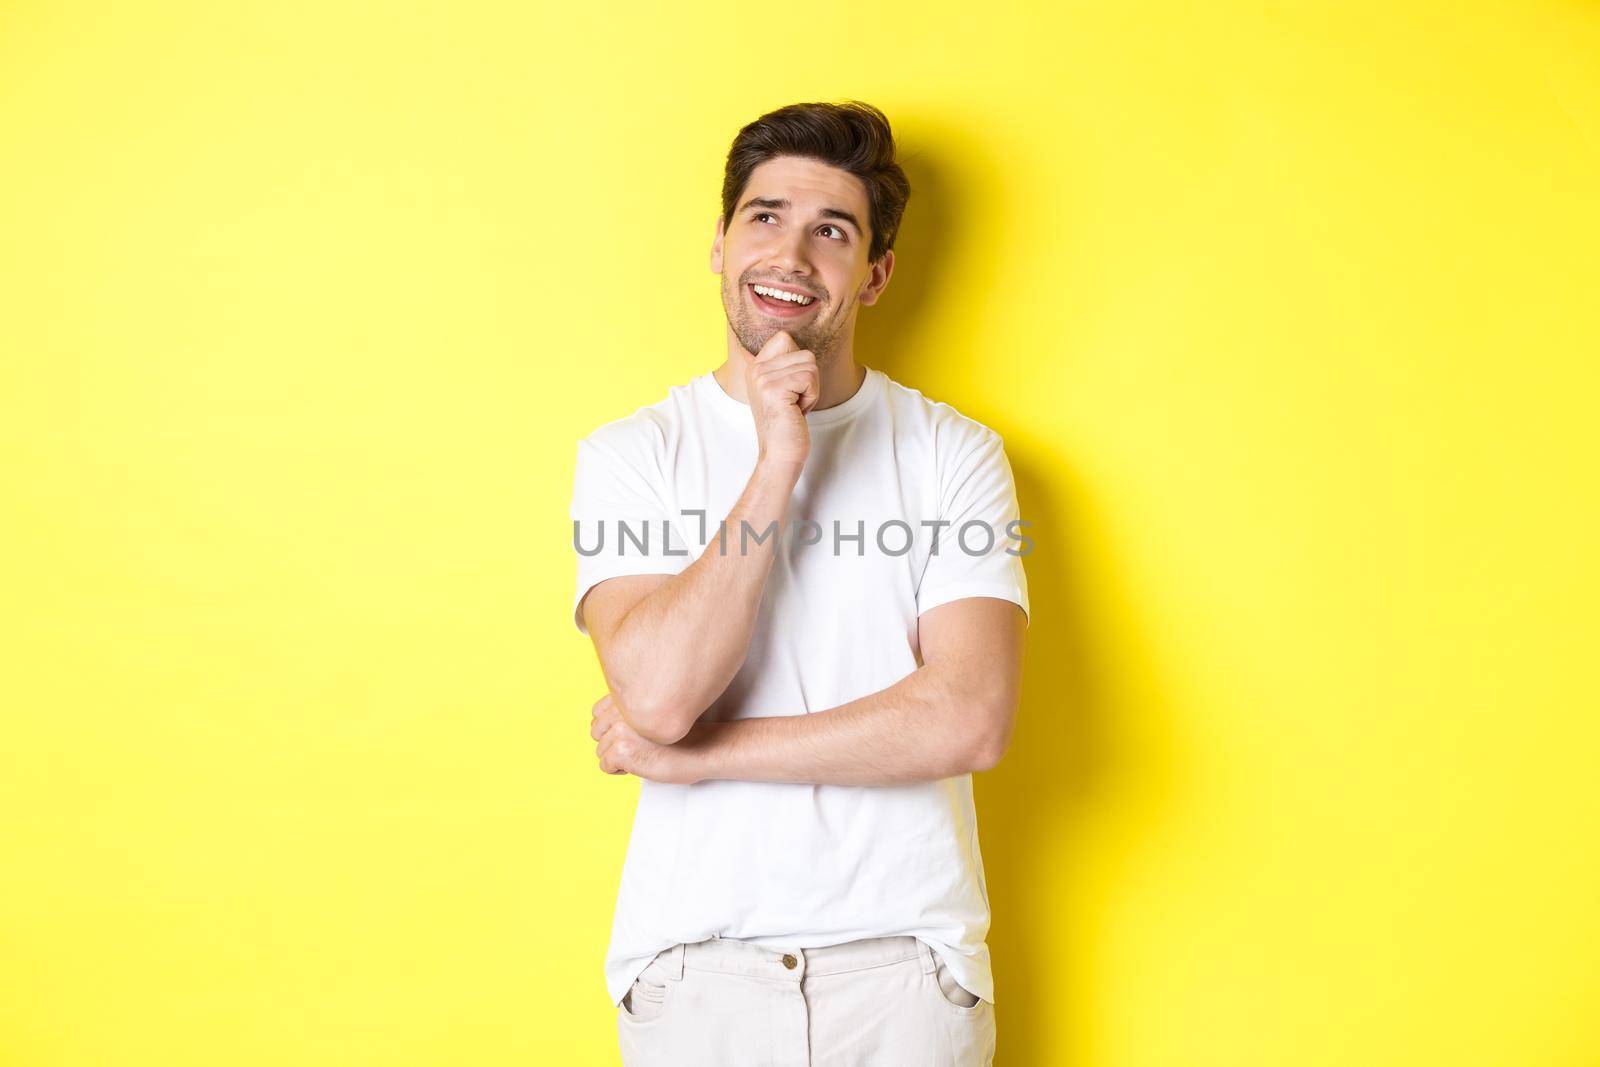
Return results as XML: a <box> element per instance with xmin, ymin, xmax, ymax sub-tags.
<box><xmin>701</xmin><ymin>364</ymin><xmax>883</xmax><ymax>428</ymax></box>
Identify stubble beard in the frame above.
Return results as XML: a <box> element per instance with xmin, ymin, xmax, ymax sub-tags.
<box><xmin>723</xmin><ymin>272</ymin><xmax>851</xmax><ymax>370</ymax></box>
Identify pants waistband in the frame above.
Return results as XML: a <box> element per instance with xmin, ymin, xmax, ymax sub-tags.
<box><xmin>650</xmin><ymin>935</ymin><xmax>936</xmax><ymax>983</ymax></box>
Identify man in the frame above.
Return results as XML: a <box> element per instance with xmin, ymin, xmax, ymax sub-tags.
<box><xmin>570</xmin><ymin>100</ymin><xmax>1028</xmax><ymax>1066</ymax></box>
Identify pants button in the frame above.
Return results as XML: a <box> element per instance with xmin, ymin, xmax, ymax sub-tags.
<box><xmin>781</xmin><ymin>953</ymin><xmax>797</xmax><ymax>969</ymax></box>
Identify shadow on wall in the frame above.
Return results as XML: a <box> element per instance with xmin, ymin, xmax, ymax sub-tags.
<box><xmin>858</xmin><ymin>143</ymin><xmax>1187</xmax><ymax>1065</ymax></box>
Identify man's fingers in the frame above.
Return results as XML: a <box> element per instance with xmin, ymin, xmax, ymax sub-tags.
<box><xmin>594</xmin><ymin>709</ymin><xmax>636</xmax><ymax>776</ymax></box>
<box><xmin>755</xmin><ymin>329</ymin><xmax>798</xmax><ymax>361</ymax></box>
<box><xmin>591</xmin><ymin>696</ymin><xmax>621</xmax><ymax>740</ymax></box>
<box><xmin>785</xmin><ymin>369</ymin><xmax>820</xmax><ymax>409</ymax></box>
<box><xmin>751</xmin><ymin>350</ymin><xmax>817</xmax><ymax>379</ymax></box>
<box><xmin>597</xmin><ymin>723</ymin><xmax>634</xmax><ymax>776</ymax></box>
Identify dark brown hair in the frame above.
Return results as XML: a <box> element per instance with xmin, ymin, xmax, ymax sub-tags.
<box><xmin>721</xmin><ymin>100</ymin><xmax>911</xmax><ymax>265</ymax></box>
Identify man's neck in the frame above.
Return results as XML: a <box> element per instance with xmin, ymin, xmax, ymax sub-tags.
<box><xmin>714</xmin><ymin>335</ymin><xmax>867</xmax><ymax>412</ymax></box>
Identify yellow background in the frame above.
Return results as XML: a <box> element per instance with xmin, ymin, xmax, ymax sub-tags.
<box><xmin>3</xmin><ymin>1</ymin><xmax>1597</xmax><ymax>1063</ymax></box>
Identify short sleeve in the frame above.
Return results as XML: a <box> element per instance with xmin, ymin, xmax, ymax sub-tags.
<box><xmin>916</xmin><ymin>428</ymin><xmax>1031</xmax><ymax>627</ymax></box>
<box><xmin>570</xmin><ymin>432</ymin><xmax>694</xmax><ymax>636</ymax></box>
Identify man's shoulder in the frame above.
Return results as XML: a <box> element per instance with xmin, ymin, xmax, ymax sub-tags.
<box><xmin>576</xmin><ymin>373</ymin><xmax>703</xmax><ymax>455</ymax></box>
<box><xmin>877</xmin><ymin>371</ymin><xmax>1006</xmax><ymax>452</ymax></box>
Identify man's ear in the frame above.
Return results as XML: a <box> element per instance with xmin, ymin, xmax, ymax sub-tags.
<box><xmin>709</xmin><ymin>215</ymin><xmax>725</xmax><ymax>274</ymax></box>
<box><xmin>858</xmin><ymin>248</ymin><xmax>895</xmax><ymax>306</ymax></box>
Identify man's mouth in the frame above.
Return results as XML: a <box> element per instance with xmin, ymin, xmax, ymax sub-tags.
<box><xmin>748</xmin><ymin>282</ymin><xmax>819</xmax><ymax>317</ymax></box>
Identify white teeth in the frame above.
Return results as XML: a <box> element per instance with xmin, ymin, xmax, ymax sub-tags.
<box><xmin>753</xmin><ymin>284</ymin><xmax>814</xmax><ymax>305</ymax></box>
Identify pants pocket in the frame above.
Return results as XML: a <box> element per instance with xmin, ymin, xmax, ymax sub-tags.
<box><xmin>931</xmin><ymin>953</ymin><xmax>982</xmax><ymax>1010</ymax></box>
<box><xmin>619</xmin><ymin>957</ymin><xmax>670</xmax><ymax>1025</ymax></box>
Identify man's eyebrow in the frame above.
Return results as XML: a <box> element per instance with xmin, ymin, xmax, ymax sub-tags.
<box><xmin>737</xmin><ymin>196</ymin><xmax>864</xmax><ymax>236</ymax></box>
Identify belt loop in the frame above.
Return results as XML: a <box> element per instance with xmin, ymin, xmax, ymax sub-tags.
<box><xmin>661</xmin><ymin>942</ymin><xmax>685</xmax><ymax>981</ymax></box>
<box><xmin>917</xmin><ymin>938</ymin><xmax>937</xmax><ymax>974</ymax></box>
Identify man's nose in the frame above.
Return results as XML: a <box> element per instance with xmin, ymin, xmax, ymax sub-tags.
<box><xmin>766</xmin><ymin>227</ymin><xmax>813</xmax><ymax>276</ymax></box>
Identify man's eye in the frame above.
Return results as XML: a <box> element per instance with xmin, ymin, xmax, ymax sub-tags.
<box><xmin>750</xmin><ymin>213</ymin><xmax>845</xmax><ymax>240</ymax></box>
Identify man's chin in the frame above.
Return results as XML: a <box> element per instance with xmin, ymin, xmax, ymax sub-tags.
<box><xmin>736</xmin><ymin>324</ymin><xmax>807</xmax><ymax>357</ymax></box>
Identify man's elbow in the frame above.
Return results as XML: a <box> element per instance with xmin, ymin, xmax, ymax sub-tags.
<box><xmin>967</xmin><ymin>735</ymin><xmax>1008</xmax><ymax>774</ymax></box>
<box><xmin>614</xmin><ymin>688</ymin><xmax>696</xmax><ymax>746</ymax></box>
<box><xmin>966</xmin><ymin>699</ymin><xmax>1019</xmax><ymax>773</ymax></box>
<box><xmin>635</xmin><ymin>715</ymin><xmax>694</xmax><ymax>747</ymax></box>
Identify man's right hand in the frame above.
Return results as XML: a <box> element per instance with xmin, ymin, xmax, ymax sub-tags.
<box><xmin>745</xmin><ymin>329</ymin><xmax>819</xmax><ymax>470</ymax></box>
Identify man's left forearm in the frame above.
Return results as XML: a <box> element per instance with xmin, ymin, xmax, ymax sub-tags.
<box><xmin>669</xmin><ymin>664</ymin><xmax>1004</xmax><ymax>787</ymax></box>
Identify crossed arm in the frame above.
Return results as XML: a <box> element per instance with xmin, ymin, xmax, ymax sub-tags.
<box><xmin>579</xmin><ymin>453</ymin><xmax>1026</xmax><ymax>787</ymax></box>
<box><xmin>584</xmin><ymin>589</ymin><xmax>1026</xmax><ymax>787</ymax></box>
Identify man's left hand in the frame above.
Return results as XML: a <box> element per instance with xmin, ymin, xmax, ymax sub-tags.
<box><xmin>591</xmin><ymin>694</ymin><xmax>702</xmax><ymax>784</ymax></box>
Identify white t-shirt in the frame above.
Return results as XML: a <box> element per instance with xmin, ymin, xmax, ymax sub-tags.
<box><xmin>569</xmin><ymin>364</ymin><xmax>1030</xmax><ymax>1008</ymax></box>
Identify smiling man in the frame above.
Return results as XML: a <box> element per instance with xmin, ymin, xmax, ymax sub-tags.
<box><xmin>569</xmin><ymin>100</ymin><xmax>1029</xmax><ymax>1066</ymax></box>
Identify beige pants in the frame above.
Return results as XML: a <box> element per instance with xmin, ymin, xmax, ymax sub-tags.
<box><xmin>617</xmin><ymin>934</ymin><xmax>996</xmax><ymax>1066</ymax></box>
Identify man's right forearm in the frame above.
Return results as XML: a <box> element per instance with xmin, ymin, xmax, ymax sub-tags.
<box><xmin>605</xmin><ymin>457</ymin><xmax>801</xmax><ymax>743</ymax></box>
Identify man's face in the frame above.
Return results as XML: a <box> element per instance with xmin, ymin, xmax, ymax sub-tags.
<box><xmin>711</xmin><ymin>155</ymin><xmax>892</xmax><ymax>364</ymax></box>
